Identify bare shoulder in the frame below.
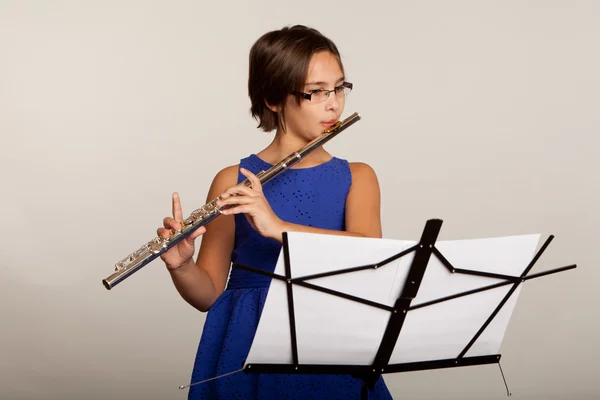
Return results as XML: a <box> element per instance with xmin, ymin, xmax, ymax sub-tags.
<box><xmin>214</xmin><ymin>164</ymin><xmax>240</xmax><ymax>183</ymax></box>
<box><xmin>345</xmin><ymin>161</ymin><xmax>382</xmax><ymax>237</ymax></box>
<box><xmin>208</xmin><ymin>164</ymin><xmax>240</xmax><ymax>195</ymax></box>
<box><xmin>348</xmin><ymin>162</ymin><xmax>379</xmax><ymax>184</ymax></box>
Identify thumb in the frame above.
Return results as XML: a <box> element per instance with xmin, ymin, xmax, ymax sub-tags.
<box><xmin>185</xmin><ymin>226</ymin><xmax>206</xmax><ymax>244</ymax></box>
<box><xmin>241</xmin><ymin>168</ymin><xmax>263</xmax><ymax>193</ymax></box>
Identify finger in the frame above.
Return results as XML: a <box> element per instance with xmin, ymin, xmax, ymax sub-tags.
<box><xmin>240</xmin><ymin>168</ymin><xmax>263</xmax><ymax>193</ymax></box>
<box><xmin>217</xmin><ymin>196</ymin><xmax>254</xmax><ymax>208</ymax></box>
<box><xmin>219</xmin><ymin>179</ymin><xmax>249</xmax><ymax>199</ymax></box>
<box><xmin>220</xmin><ymin>183</ymin><xmax>248</xmax><ymax>199</ymax></box>
<box><xmin>163</xmin><ymin>217</ymin><xmax>182</xmax><ymax>231</ymax></box>
<box><xmin>157</xmin><ymin>227</ymin><xmax>171</xmax><ymax>238</ymax></box>
<box><xmin>189</xmin><ymin>226</ymin><xmax>206</xmax><ymax>240</ymax></box>
<box><xmin>221</xmin><ymin>205</ymin><xmax>250</xmax><ymax>215</ymax></box>
<box><xmin>219</xmin><ymin>189</ymin><xmax>236</xmax><ymax>200</ymax></box>
<box><xmin>172</xmin><ymin>192</ymin><xmax>184</xmax><ymax>221</ymax></box>
<box><xmin>222</xmin><ymin>185</ymin><xmax>257</xmax><ymax>199</ymax></box>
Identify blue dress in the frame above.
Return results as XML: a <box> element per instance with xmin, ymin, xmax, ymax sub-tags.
<box><xmin>188</xmin><ymin>154</ymin><xmax>393</xmax><ymax>400</ymax></box>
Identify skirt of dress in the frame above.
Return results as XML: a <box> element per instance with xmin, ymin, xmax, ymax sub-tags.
<box><xmin>188</xmin><ymin>288</ymin><xmax>393</xmax><ymax>400</ymax></box>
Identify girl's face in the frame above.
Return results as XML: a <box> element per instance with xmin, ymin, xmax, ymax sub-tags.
<box><xmin>279</xmin><ymin>51</ymin><xmax>346</xmax><ymax>141</ymax></box>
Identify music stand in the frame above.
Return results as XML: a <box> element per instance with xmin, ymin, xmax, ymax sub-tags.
<box><xmin>233</xmin><ymin>219</ymin><xmax>576</xmax><ymax>398</ymax></box>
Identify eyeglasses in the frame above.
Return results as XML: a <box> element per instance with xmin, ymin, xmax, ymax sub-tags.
<box><xmin>294</xmin><ymin>82</ymin><xmax>353</xmax><ymax>103</ymax></box>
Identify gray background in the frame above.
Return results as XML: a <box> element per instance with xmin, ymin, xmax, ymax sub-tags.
<box><xmin>1</xmin><ymin>1</ymin><xmax>598</xmax><ymax>399</ymax></box>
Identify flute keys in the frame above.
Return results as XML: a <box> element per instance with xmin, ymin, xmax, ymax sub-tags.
<box><xmin>149</xmin><ymin>237</ymin><xmax>168</xmax><ymax>254</ymax></box>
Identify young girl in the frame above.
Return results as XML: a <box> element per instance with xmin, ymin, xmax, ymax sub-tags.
<box><xmin>158</xmin><ymin>25</ymin><xmax>392</xmax><ymax>399</ymax></box>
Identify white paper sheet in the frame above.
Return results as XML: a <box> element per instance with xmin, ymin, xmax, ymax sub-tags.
<box><xmin>244</xmin><ymin>231</ymin><xmax>540</xmax><ymax>367</ymax></box>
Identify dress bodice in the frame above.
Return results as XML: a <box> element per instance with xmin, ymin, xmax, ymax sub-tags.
<box><xmin>227</xmin><ymin>153</ymin><xmax>352</xmax><ymax>289</ymax></box>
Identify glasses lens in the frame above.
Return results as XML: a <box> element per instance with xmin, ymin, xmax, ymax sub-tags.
<box><xmin>311</xmin><ymin>90</ymin><xmax>328</xmax><ymax>102</ymax></box>
<box><xmin>307</xmin><ymin>83</ymin><xmax>353</xmax><ymax>102</ymax></box>
<box><xmin>343</xmin><ymin>82</ymin><xmax>352</xmax><ymax>96</ymax></box>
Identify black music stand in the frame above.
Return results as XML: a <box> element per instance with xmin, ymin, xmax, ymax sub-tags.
<box><xmin>233</xmin><ymin>219</ymin><xmax>576</xmax><ymax>399</ymax></box>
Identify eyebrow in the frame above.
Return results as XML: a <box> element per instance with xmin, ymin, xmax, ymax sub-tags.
<box><xmin>305</xmin><ymin>77</ymin><xmax>345</xmax><ymax>86</ymax></box>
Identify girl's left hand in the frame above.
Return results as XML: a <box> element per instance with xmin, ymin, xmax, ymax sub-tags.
<box><xmin>216</xmin><ymin>167</ymin><xmax>285</xmax><ymax>242</ymax></box>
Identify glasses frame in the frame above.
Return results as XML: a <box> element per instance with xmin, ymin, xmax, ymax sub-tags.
<box><xmin>294</xmin><ymin>81</ymin><xmax>353</xmax><ymax>102</ymax></box>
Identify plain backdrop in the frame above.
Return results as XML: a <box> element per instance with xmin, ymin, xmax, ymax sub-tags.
<box><xmin>1</xmin><ymin>1</ymin><xmax>598</xmax><ymax>399</ymax></box>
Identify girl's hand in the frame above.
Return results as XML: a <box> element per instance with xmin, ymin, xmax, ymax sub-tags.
<box><xmin>157</xmin><ymin>192</ymin><xmax>206</xmax><ymax>270</ymax></box>
<box><xmin>216</xmin><ymin>168</ymin><xmax>285</xmax><ymax>241</ymax></box>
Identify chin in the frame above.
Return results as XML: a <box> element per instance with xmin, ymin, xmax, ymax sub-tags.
<box><xmin>309</xmin><ymin>128</ymin><xmax>325</xmax><ymax>139</ymax></box>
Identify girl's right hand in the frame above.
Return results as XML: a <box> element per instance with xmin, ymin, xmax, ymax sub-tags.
<box><xmin>158</xmin><ymin>192</ymin><xmax>206</xmax><ymax>271</ymax></box>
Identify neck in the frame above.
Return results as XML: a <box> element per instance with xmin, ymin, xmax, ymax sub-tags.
<box><xmin>258</xmin><ymin>129</ymin><xmax>331</xmax><ymax>168</ymax></box>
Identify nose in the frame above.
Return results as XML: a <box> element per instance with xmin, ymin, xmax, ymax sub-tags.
<box><xmin>325</xmin><ymin>90</ymin><xmax>341</xmax><ymax>111</ymax></box>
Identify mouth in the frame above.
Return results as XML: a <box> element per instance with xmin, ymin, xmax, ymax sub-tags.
<box><xmin>321</xmin><ymin>119</ymin><xmax>338</xmax><ymax>128</ymax></box>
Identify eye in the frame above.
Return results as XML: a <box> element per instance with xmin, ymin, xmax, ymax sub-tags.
<box><xmin>310</xmin><ymin>89</ymin><xmax>324</xmax><ymax>95</ymax></box>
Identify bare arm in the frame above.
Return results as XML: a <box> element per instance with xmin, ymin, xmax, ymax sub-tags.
<box><xmin>167</xmin><ymin>165</ymin><xmax>239</xmax><ymax>312</ymax></box>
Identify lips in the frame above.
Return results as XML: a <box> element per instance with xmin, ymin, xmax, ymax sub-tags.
<box><xmin>321</xmin><ymin>119</ymin><xmax>338</xmax><ymax>128</ymax></box>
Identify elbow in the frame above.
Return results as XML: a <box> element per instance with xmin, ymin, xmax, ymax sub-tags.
<box><xmin>196</xmin><ymin>289</ymin><xmax>222</xmax><ymax>313</ymax></box>
<box><xmin>194</xmin><ymin>301</ymin><xmax>213</xmax><ymax>313</ymax></box>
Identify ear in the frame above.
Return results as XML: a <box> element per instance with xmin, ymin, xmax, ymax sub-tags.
<box><xmin>264</xmin><ymin>99</ymin><xmax>281</xmax><ymax>113</ymax></box>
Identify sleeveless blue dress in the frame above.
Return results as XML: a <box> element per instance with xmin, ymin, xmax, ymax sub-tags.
<box><xmin>188</xmin><ymin>154</ymin><xmax>392</xmax><ymax>400</ymax></box>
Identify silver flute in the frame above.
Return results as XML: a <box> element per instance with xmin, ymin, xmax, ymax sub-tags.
<box><xmin>102</xmin><ymin>112</ymin><xmax>361</xmax><ymax>290</ymax></box>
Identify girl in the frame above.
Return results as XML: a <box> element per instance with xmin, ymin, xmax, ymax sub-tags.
<box><xmin>158</xmin><ymin>25</ymin><xmax>392</xmax><ymax>399</ymax></box>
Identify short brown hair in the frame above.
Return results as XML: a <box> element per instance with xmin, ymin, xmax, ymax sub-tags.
<box><xmin>248</xmin><ymin>25</ymin><xmax>344</xmax><ymax>132</ymax></box>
